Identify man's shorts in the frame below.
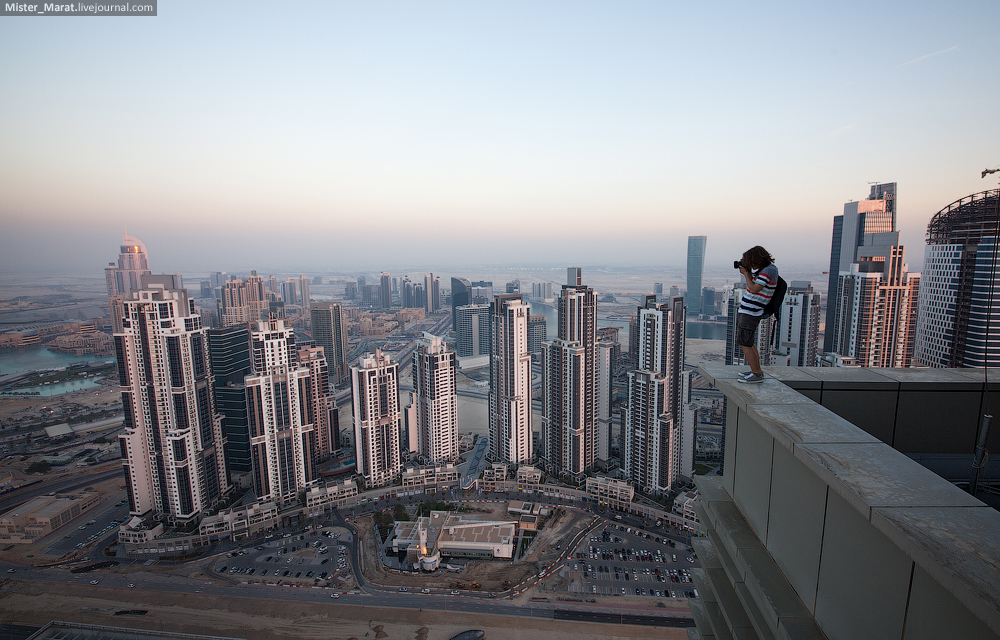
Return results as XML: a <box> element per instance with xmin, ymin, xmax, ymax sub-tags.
<box><xmin>736</xmin><ymin>312</ymin><xmax>762</xmax><ymax>348</ymax></box>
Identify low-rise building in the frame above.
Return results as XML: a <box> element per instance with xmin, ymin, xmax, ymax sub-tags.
<box><xmin>0</xmin><ymin>490</ymin><xmax>100</xmax><ymax>543</ymax></box>
<box><xmin>390</xmin><ymin>510</ymin><xmax>517</xmax><ymax>570</ymax></box>
<box><xmin>585</xmin><ymin>475</ymin><xmax>634</xmax><ymax>511</ymax></box>
<box><xmin>481</xmin><ymin>463</ymin><xmax>508</xmax><ymax>491</ymax></box>
<box><xmin>401</xmin><ymin>464</ymin><xmax>460</xmax><ymax>492</ymax></box>
<box><xmin>516</xmin><ymin>465</ymin><xmax>542</xmax><ymax>486</ymax></box>
<box><xmin>304</xmin><ymin>479</ymin><xmax>359</xmax><ymax>509</ymax></box>
<box><xmin>199</xmin><ymin>501</ymin><xmax>279</xmax><ymax>537</ymax></box>
<box><xmin>117</xmin><ymin>517</ymin><xmax>165</xmax><ymax>544</ymax></box>
<box><xmin>671</xmin><ymin>490</ymin><xmax>700</xmax><ymax>527</ymax></box>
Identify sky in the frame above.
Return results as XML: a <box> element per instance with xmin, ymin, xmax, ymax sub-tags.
<box><xmin>1</xmin><ymin>1</ymin><xmax>998</xmax><ymax>276</ymax></box>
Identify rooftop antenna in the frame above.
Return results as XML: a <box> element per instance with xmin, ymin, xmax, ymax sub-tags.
<box><xmin>969</xmin><ymin>166</ymin><xmax>1000</xmax><ymax>498</ymax></box>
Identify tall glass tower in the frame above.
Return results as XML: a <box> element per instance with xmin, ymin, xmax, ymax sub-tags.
<box><xmin>686</xmin><ymin>236</ymin><xmax>707</xmax><ymax>314</ymax></box>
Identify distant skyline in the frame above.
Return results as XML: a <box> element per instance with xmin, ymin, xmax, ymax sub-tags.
<box><xmin>2</xmin><ymin>1</ymin><xmax>999</xmax><ymax>275</ymax></box>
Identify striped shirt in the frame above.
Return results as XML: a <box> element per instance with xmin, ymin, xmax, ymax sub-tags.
<box><xmin>738</xmin><ymin>264</ymin><xmax>778</xmax><ymax>317</ymax></box>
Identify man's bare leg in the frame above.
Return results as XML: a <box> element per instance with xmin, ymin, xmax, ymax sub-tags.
<box><xmin>741</xmin><ymin>345</ymin><xmax>762</xmax><ymax>376</ymax></box>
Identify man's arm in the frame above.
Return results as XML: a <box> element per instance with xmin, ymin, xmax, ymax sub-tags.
<box><xmin>740</xmin><ymin>267</ymin><xmax>765</xmax><ymax>294</ymax></box>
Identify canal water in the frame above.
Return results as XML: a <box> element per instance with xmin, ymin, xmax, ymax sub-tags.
<box><xmin>0</xmin><ymin>346</ymin><xmax>114</xmax><ymax>376</ymax></box>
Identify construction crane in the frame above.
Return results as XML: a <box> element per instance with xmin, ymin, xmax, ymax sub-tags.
<box><xmin>983</xmin><ymin>168</ymin><xmax>1000</xmax><ymax>178</ymax></box>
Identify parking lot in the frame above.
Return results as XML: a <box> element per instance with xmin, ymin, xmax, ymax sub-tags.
<box><xmin>213</xmin><ymin>528</ymin><xmax>353</xmax><ymax>587</ymax></box>
<box><xmin>571</xmin><ymin>522</ymin><xmax>700</xmax><ymax>599</ymax></box>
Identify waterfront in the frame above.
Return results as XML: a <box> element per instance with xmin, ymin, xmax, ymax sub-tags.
<box><xmin>0</xmin><ymin>346</ymin><xmax>114</xmax><ymax>376</ymax></box>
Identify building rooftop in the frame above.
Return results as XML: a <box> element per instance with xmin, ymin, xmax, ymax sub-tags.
<box><xmin>693</xmin><ymin>363</ymin><xmax>1000</xmax><ymax>640</ymax></box>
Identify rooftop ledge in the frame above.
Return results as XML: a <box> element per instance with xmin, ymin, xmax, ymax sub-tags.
<box><xmin>697</xmin><ymin>363</ymin><xmax>1000</xmax><ymax>636</ymax></box>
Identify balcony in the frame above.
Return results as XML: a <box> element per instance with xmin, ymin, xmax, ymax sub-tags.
<box><xmin>689</xmin><ymin>364</ymin><xmax>1000</xmax><ymax>640</ymax></box>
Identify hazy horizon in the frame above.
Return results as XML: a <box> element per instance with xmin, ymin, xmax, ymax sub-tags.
<box><xmin>3</xmin><ymin>2</ymin><xmax>998</xmax><ymax>276</ymax></box>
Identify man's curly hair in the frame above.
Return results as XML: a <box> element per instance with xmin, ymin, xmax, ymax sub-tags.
<box><xmin>742</xmin><ymin>246</ymin><xmax>774</xmax><ymax>270</ymax></box>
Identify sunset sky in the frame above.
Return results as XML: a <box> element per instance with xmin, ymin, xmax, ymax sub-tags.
<box><xmin>1</xmin><ymin>1</ymin><xmax>998</xmax><ymax>275</ymax></box>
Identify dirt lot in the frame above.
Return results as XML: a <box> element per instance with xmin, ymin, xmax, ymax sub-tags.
<box><xmin>355</xmin><ymin>503</ymin><xmax>596</xmax><ymax>594</ymax></box>
<box><xmin>0</xmin><ymin>579</ymin><xmax>688</xmax><ymax>640</ymax></box>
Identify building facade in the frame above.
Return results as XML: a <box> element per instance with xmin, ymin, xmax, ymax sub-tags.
<box><xmin>541</xmin><ymin>277</ymin><xmax>597</xmax><ymax>479</ymax></box>
<box><xmin>105</xmin><ymin>232</ymin><xmax>151</xmax><ymax>299</ymax></box>
<box><xmin>914</xmin><ymin>189</ymin><xmax>1000</xmax><ymax>367</ymax></box>
<box><xmin>207</xmin><ymin>325</ymin><xmax>253</xmax><ymax>474</ymax></box>
<box><xmin>830</xmin><ymin>244</ymin><xmax>920</xmax><ymax>368</ymax></box>
<box><xmin>488</xmin><ymin>294</ymin><xmax>533</xmax><ymax>464</ymax></box>
<box><xmin>451</xmin><ymin>276</ymin><xmax>471</xmax><ymax>329</ymax></box>
<box><xmin>412</xmin><ymin>335</ymin><xmax>459</xmax><ymax>464</ymax></box>
<box><xmin>824</xmin><ymin>182</ymin><xmax>897</xmax><ymax>352</ymax></box>
<box><xmin>686</xmin><ymin>236</ymin><xmax>707</xmax><ymax>314</ymax></box>
<box><xmin>243</xmin><ymin>318</ymin><xmax>316</xmax><ymax>506</ymax></box>
<box><xmin>352</xmin><ymin>350</ymin><xmax>403</xmax><ymax>488</ymax></box>
<box><xmin>623</xmin><ymin>295</ymin><xmax>686</xmax><ymax>493</ymax></box>
<box><xmin>455</xmin><ymin>303</ymin><xmax>491</xmax><ymax>357</ymax></box>
<box><xmin>310</xmin><ymin>301</ymin><xmax>349</xmax><ymax>385</ymax></box>
<box><xmin>771</xmin><ymin>281</ymin><xmax>821</xmax><ymax>367</ymax></box>
<box><xmin>115</xmin><ymin>277</ymin><xmax>231</xmax><ymax>524</ymax></box>
<box><xmin>217</xmin><ymin>273</ymin><xmax>268</xmax><ymax>328</ymax></box>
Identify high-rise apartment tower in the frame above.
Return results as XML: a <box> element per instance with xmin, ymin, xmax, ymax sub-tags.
<box><xmin>412</xmin><ymin>335</ymin><xmax>459</xmax><ymax>464</ymax></box>
<box><xmin>541</xmin><ymin>274</ymin><xmax>597</xmax><ymax>479</ymax></box>
<box><xmin>623</xmin><ymin>295</ymin><xmax>687</xmax><ymax>493</ymax></box>
<box><xmin>352</xmin><ymin>350</ymin><xmax>403</xmax><ymax>488</ymax></box>
<box><xmin>488</xmin><ymin>294</ymin><xmax>533</xmax><ymax>464</ymax></box>
<box><xmin>115</xmin><ymin>276</ymin><xmax>230</xmax><ymax>523</ymax></box>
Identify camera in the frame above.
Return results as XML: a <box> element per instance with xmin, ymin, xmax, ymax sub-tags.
<box><xmin>733</xmin><ymin>260</ymin><xmax>742</xmax><ymax>270</ymax></box>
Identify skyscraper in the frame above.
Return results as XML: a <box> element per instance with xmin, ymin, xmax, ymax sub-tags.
<box><xmin>824</xmin><ymin>189</ymin><xmax>920</xmax><ymax>368</ymax></box>
<box><xmin>298</xmin><ymin>343</ymin><xmax>338</xmax><ymax>458</ymax></box>
<box><xmin>541</xmin><ymin>274</ymin><xmax>597</xmax><ymax>479</ymax></box>
<box><xmin>352</xmin><ymin>349</ymin><xmax>403</xmax><ymax>488</ymax></box>
<box><xmin>115</xmin><ymin>276</ymin><xmax>230</xmax><ymax>523</ymax></box>
<box><xmin>451</xmin><ymin>277</ymin><xmax>471</xmax><ymax>329</ymax></box>
<box><xmin>455</xmin><ymin>303</ymin><xmax>491</xmax><ymax>357</ymax></box>
<box><xmin>298</xmin><ymin>275</ymin><xmax>310</xmax><ymax>307</ymax></box>
<box><xmin>217</xmin><ymin>273</ymin><xmax>268</xmax><ymax>328</ymax></box>
<box><xmin>623</xmin><ymin>295</ymin><xmax>686</xmax><ymax>493</ymax></box>
<box><xmin>489</xmin><ymin>294</ymin><xmax>532</xmax><ymax>464</ymax></box>
<box><xmin>824</xmin><ymin>183</ymin><xmax>897</xmax><ymax>352</ymax></box>
<box><xmin>380</xmin><ymin>272</ymin><xmax>392</xmax><ymax>309</ymax></box>
<box><xmin>424</xmin><ymin>273</ymin><xmax>440</xmax><ymax>312</ymax></box>
<box><xmin>686</xmin><ymin>236</ymin><xmax>707</xmax><ymax>315</ymax></box>
<box><xmin>770</xmin><ymin>281</ymin><xmax>821</xmax><ymax>367</ymax></box>
<box><xmin>527</xmin><ymin>314</ymin><xmax>547</xmax><ymax>357</ymax></box>
<box><xmin>412</xmin><ymin>334</ymin><xmax>459</xmax><ymax>464</ymax></box>
<box><xmin>281</xmin><ymin>278</ymin><xmax>298</xmax><ymax>306</ymax></box>
<box><xmin>914</xmin><ymin>189</ymin><xmax>1000</xmax><ymax>367</ymax></box>
<box><xmin>207</xmin><ymin>325</ymin><xmax>253</xmax><ymax>473</ymax></box>
<box><xmin>244</xmin><ymin>318</ymin><xmax>315</xmax><ymax>506</ymax></box>
<box><xmin>105</xmin><ymin>232</ymin><xmax>151</xmax><ymax>299</ymax></box>
<box><xmin>595</xmin><ymin>339</ymin><xmax>615</xmax><ymax>465</ymax></box>
<box><xmin>310</xmin><ymin>302</ymin><xmax>349</xmax><ymax>385</ymax></box>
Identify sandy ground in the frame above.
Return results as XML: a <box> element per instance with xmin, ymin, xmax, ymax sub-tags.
<box><xmin>0</xmin><ymin>579</ymin><xmax>689</xmax><ymax>640</ymax></box>
<box><xmin>685</xmin><ymin>338</ymin><xmax>725</xmax><ymax>368</ymax></box>
<box><xmin>0</xmin><ymin>383</ymin><xmax>121</xmax><ymax>421</ymax></box>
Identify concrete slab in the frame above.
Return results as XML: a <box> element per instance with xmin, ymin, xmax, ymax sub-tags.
<box><xmin>868</xmin><ymin>367</ymin><xmax>983</xmax><ymax>391</ymax></box>
<box><xmin>792</xmin><ymin>367</ymin><xmax>897</xmax><ymax>390</ymax></box>
<box><xmin>713</xmin><ymin>377</ymin><xmax>816</xmax><ymax>413</ymax></box>
<box><xmin>697</xmin><ymin>363</ymin><xmax>749</xmax><ymax>386</ymax></box>
<box><xmin>746</xmin><ymin>403</ymin><xmax>879</xmax><ymax>453</ymax></box>
<box><xmin>762</xmin><ymin>368</ymin><xmax>822</xmax><ymax>389</ymax></box>
<box><xmin>872</xmin><ymin>505</ymin><xmax>1000</xmax><ymax>637</ymax></box>
<box><xmin>795</xmin><ymin>442</ymin><xmax>984</xmax><ymax>520</ymax></box>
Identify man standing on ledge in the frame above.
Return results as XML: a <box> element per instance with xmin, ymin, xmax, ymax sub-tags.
<box><xmin>736</xmin><ymin>246</ymin><xmax>778</xmax><ymax>383</ymax></box>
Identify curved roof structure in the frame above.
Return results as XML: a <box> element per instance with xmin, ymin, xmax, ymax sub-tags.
<box><xmin>926</xmin><ymin>189</ymin><xmax>1000</xmax><ymax>245</ymax></box>
<box><xmin>121</xmin><ymin>232</ymin><xmax>149</xmax><ymax>254</ymax></box>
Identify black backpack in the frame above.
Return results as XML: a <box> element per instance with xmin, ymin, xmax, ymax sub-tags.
<box><xmin>762</xmin><ymin>275</ymin><xmax>787</xmax><ymax>348</ymax></box>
